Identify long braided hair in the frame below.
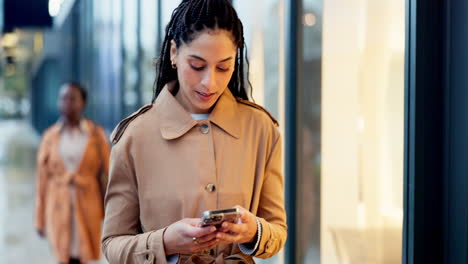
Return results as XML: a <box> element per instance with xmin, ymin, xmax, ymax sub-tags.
<box><xmin>151</xmin><ymin>0</ymin><xmax>251</xmax><ymax>103</ymax></box>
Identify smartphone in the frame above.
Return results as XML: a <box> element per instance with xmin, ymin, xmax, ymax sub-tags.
<box><xmin>200</xmin><ymin>207</ymin><xmax>240</xmax><ymax>228</ymax></box>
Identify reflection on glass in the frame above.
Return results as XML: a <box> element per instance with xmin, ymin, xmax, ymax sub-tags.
<box><xmin>160</xmin><ymin>0</ymin><xmax>181</xmax><ymax>41</ymax></box>
<box><xmin>140</xmin><ymin>0</ymin><xmax>158</xmax><ymax>103</ymax></box>
<box><xmin>91</xmin><ymin>0</ymin><xmax>123</xmax><ymax>128</ymax></box>
<box><xmin>234</xmin><ymin>0</ymin><xmax>285</xmax><ymax>263</ymax></box>
<box><xmin>319</xmin><ymin>0</ymin><xmax>405</xmax><ymax>263</ymax></box>
<box><xmin>122</xmin><ymin>0</ymin><xmax>140</xmax><ymax>114</ymax></box>
<box><xmin>234</xmin><ymin>0</ymin><xmax>285</xmax><ymax>123</ymax></box>
<box><xmin>300</xmin><ymin>0</ymin><xmax>323</xmax><ymax>262</ymax></box>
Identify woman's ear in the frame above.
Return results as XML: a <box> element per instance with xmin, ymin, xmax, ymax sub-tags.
<box><xmin>170</xmin><ymin>39</ymin><xmax>178</xmax><ymax>63</ymax></box>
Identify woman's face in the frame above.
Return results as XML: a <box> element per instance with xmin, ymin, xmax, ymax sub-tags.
<box><xmin>170</xmin><ymin>29</ymin><xmax>237</xmax><ymax>114</ymax></box>
<box><xmin>58</xmin><ymin>84</ymin><xmax>85</xmax><ymax>120</ymax></box>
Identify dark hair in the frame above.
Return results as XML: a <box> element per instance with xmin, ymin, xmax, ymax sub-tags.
<box><xmin>152</xmin><ymin>0</ymin><xmax>251</xmax><ymax>103</ymax></box>
<box><xmin>67</xmin><ymin>81</ymin><xmax>87</xmax><ymax>104</ymax></box>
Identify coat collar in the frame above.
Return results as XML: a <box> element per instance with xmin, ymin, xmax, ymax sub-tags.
<box><xmin>155</xmin><ymin>81</ymin><xmax>240</xmax><ymax>140</ymax></box>
<box><xmin>209</xmin><ymin>86</ymin><xmax>240</xmax><ymax>139</ymax></box>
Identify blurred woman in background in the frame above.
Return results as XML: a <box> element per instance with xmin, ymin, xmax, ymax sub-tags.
<box><xmin>35</xmin><ymin>82</ymin><xmax>110</xmax><ymax>264</ymax></box>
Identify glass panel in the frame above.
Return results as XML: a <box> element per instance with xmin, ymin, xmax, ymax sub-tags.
<box><xmin>234</xmin><ymin>0</ymin><xmax>286</xmax><ymax>263</ymax></box>
<box><xmin>299</xmin><ymin>0</ymin><xmax>323</xmax><ymax>262</ymax></box>
<box><xmin>122</xmin><ymin>0</ymin><xmax>140</xmax><ymax>114</ymax></box>
<box><xmin>140</xmin><ymin>0</ymin><xmax>158</xmax><ymax>104</ymax></box>
<box><xmin>234</xmin><ymin>0</ymin><xmax>285</xmax><ymax>124</ymax></box>
<box><xmin>160</xmin><ymin>0</ymin><xmax>181</xmax><ymax>42</ymax></box>
<box><xmin>93</xmin><ymin>0</ymin><xmax>123</xmax><ymax>129</ymax></box>
<box><xmin>316</xmin><ymin>0</ymin><xmax>405</xmax><ymax>263</ymax></box>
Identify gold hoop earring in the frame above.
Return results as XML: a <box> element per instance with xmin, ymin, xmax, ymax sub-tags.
<box><xmin>171</xmin><ymin>62</ymin><xmax>177</xmax><ymax>69</ymax></box>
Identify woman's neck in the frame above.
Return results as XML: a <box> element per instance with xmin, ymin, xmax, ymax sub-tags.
<box><xmin>62</xmin><ymin>116</ymin><xmax>81</xmax><ymax>128</ymax></box>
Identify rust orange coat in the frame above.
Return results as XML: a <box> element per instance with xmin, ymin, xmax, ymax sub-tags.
<box><xmin>35</xmin><ymin>120</ymin><xmax>110</xmax><ymax>263</ymax></box>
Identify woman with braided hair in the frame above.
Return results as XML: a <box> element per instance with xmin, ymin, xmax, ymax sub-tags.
<box><xmin>101</xmin><ymin>0</ymin><xmax>287</xmax><ymax>263</ymax></box>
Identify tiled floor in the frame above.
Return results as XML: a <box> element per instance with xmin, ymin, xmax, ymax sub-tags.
<box><xmin>0</xmin><ymin>120</ymin><xmax>106</xmax><ymax>264</ymax></box>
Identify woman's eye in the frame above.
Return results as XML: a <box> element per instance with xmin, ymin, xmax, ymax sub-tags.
<box><xmin>190</xmin><ymin>64</ymin><xmax>205</xmax><ymax>71</ymax></box>
<box><xmin>189</xmin><ymin>63</ymin><xmax>230</xmax><ymax>72</ymax></box>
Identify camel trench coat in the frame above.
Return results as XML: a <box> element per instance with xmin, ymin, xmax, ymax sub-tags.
<box><xmin>102</xmin><ymin>82</ymin><xmax>287</xmax><ymax>264</ymax></box>
<box><xmin>35</xmin><ymin>120</ymin><xmax>110</xmax><ymax>262</ymax></box>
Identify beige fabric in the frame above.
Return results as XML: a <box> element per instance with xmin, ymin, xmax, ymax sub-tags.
<box><xmin>101</xmin><ymin>82</ymin><xmax>287</xmax><ymax>264</ymax></box>
<box><xmin>35</xmin><ymin>120</ymin><xmax>111</xmax><ymax>263</ymax></box>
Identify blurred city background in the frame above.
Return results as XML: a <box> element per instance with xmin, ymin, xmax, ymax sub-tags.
<box><xmin>0</xmin><ymin>0</ymin><xmax>406</xmax><ymax>263</ymax></box>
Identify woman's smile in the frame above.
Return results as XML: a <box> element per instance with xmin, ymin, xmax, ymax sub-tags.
<box><xmin>195</xmin><ymin>90</ymin><xmax>217</xmax><ymax>102</ymax></box>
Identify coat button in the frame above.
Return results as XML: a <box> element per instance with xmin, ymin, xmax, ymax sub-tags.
<box><xmin>200</xmin><ymin>124</ymin><xmax>210</xmax><ymax>134</ymax></box>
<box><xmin>205</xmin><ymin>183</ymin><xmax>216</xmax><ymax>193</ymax></box>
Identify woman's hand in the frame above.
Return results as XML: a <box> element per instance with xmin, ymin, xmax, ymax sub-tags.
<box><xmin>216</xmin><ymin>206</ymin><xmax>258</xmax><ymax>244</ymax></box>
<box><xmin>163</xmin><ymin>218</ymin><xmax>219</xmax><ymax>255</ymax></box>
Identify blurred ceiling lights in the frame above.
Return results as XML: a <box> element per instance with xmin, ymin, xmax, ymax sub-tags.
<box><xmin>303</xmin><ymin>13</ymin><xmax>317</xmax><ymax>27</ymax></box>
<box><xmin>1</xmin><ymin>33</ymin><xmax>19</xmax><ymax>48</ymax></box>
<box><xmin>48</xmin><ymin>0</ymin><xmax>65</xmax><ymax>17</ymax></box>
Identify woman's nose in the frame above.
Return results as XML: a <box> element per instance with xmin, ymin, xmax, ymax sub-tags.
<box><xmin>201</xmin><ymin>68</ymin><xmax>216</xmax><ymax>89</ymax></box>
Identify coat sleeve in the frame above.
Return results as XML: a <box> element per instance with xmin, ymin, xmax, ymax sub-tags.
<box><xmin>254</xmin><ymin>130</ymin><xmax>288</xmax><ymax>258</ymax></box>
<box><xmin>101</xmin><ymin>140</ymin><xmax>168</xmax><ymax>264</ymax></box>
<box><xmin>35</xmin><ymin>132</ymin><xmax>51</xmax><ymax>231</ymax></box>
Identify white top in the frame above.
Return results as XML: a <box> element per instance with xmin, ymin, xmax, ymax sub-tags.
<box><xmin>58</xmin><ymin>119</ymin><xmax>89</xmax><ymax>258</ymax></box>
<box><xmin>59</xmin><ymin>120</ymin><xmax>89</xmax><ymax>173</ymax></box>
<box><xmin>190</xmin><ymin>113</ymin><xmax>210</xmax><ymax>120</ymax></box>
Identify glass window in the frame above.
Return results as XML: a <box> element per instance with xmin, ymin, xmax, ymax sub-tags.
<box><xmin>160</xmin><ymin>0</ymin><xmax>181</xmax><ymax>42</ymax></box>
<box><xmin>140</xmin><ymin>0</ymin><xmax>158</xmax><ymax>104</ymax></box>
<box><xmin>92</xmin><ymin>0</ymin><xmax>123</xmax><ymax>129</ymax></box>
<box><xmin>299</xmin><ymin>0</ymin><xmax>322</xmax><ymax>262</ymax></box>
<box><xmin>234</xmin><ymin>0</ymin><xmax>285</xmax><ymax>124</ymax></box>
<box><xmin>122</xmin><ymin>0</ymin><xmax>140</xmax><ymax>114</ymax></box>
<box><xmin>299</xmin><ymin>0</ymin><xmax>405</xmax><ymax>263</ymax></box>
<box><xmin>234</xmin><ymin>0</ymin><xmax>286</xmax><ymax>263</ymax></box>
